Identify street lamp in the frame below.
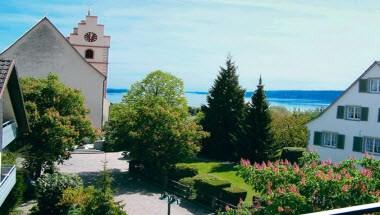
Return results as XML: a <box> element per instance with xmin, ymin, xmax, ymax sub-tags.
<box><xmin>160</xmin><ymin>192</ymin><xmax>180</xmax><ymax>215</ymax></box>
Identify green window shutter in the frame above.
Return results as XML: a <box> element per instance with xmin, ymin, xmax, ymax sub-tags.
<box><xmin>361</xmin><ymin>107</ymin><xmax>369</xmax><ymax>121</ymax></box>
<box><xmin>314</xmin><ymin>132</ymin><xmax>322</xmax><ymax>146</ymax></box>
<box><xmin>337</xmin><ymin>135</ymin><xmax>345</xmax><ymax>149</ymax></box>
<box><xmin>353</xmin><ymin>136</ymin><xmax>363</xmax><ymax>152</ymax></box>
<box><xmin>337</xmin><ymin>106</ymin><xmax>345</xmax><ymax>119</ymax></box>
<box><xmin>359</xmin><ymin>79</ymin><xmax>368</xmax><ymax>92</ymax></box>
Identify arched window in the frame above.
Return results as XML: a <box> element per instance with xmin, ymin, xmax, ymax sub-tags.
<box><xmin>85</xmin><ymin>49</ymin><xmax>94</xmax><ymax>59</ymax></box>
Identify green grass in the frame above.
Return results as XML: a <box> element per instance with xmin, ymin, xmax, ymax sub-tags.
<box><xmin>176</xmin><ymin>161</ymin><xmax>256</xmax><ymax>204</ymax></box>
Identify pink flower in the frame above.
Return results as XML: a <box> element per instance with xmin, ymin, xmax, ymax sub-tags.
<box><xmin>261</xmin><ymin>161</ymin><xmax>267</xmax><ymax>169</ymax></box>
<box><xmin>267</xmin><ymin>182</ymin><xmax>273</xmax><ymax>195</ymax></box>
<box><xmin>342</xmin><ymin>184</ymin><xmax>350</xmax><ymax>192</ymax></box>
<box><xmin>361</xmin><ymin>168</ymin><xmax>373</xmax><ymax>178</ymax></box>
<box><xmin>240</xmin><ymin>158</ymin><xmax>251</xmax><ymax>167</ymax></box>
<box><xmin>288</xmin><ymin>184</ymin><xmax>299</xmax><ymax>194</ymax></box>
<box><xmin>254</xmin><ymin>162</ymin><xmax>261</xmax><ymax>169</ymax></box>
<box><xmin>276</xmin><ymin>187</ymin><xmax>286</xmax><ymax>194</ymax></box>
<box><xmin>311</xmin><ymin>161</ymin><xmax>317</xmax><ymax>168</ymax></box>
<box><xmin>300</xmin><ymin>177</ymin><xmax>306</xmax><ymax>186</ymax></box>
<box><xmin>268</xmin><ymin>161</ymin><xmax>273</xmax><ymax>168</ymax></box>
<box><xmin>344</xmin><ymin>173</ymin><xmax>352</xmax><ymax>180</ymax></box>
<box><xmin>278</xmin><ymin>206</ymin><xmax>285</xmax><ymax>212</ymax></box>
<box><xmin>293</xmin><ymin>163</ymin><xmax>300</xmax><ymax>173</ymax></box>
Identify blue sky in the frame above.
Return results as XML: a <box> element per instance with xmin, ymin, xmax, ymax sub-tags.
<box><xmin>1</xmin><ymin>0</ymin><xmax>380</xmax><ymax>91</ymax></box>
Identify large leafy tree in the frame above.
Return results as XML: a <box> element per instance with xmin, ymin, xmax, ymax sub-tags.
<box><xmin>20</xmin><ymin>74</ymin><xmax>95</xmax><ymax>179</ymax></box>
<box><xmin>105</xmin><ymin>70</ymin><xmax>207</xmax><ymax>174</ymax></box>
<box><xmin>270</xmin><ymin>107</ymin><xmax>318</xmax><ymax>148</ymax></box>
<box><xmin>244</xmin><ymin>77</ymin><xmax>278</xmax><ymax>162</ymax></box>
<box><xmin>201</xmin><ymin>56</ymin><xmax>246</xmax><ymax>161</ymax></box>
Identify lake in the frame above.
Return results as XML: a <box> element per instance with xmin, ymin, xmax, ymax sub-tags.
<box><xmin>107</xmin><ymin>89</ymin><xmax>342</xmax><ymax>111</ymax></box>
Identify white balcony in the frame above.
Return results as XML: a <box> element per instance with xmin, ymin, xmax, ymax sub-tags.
<box><xmin>2</xmin><ymin>121</ymin><xmax>17</xmax><ymax>150</ymax></box>
<box><xmin>0</xmin><ymin>165</ymin><xmax>16</xmax><ymax>206</ymax></box>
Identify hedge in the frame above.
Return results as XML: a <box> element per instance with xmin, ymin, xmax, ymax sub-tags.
<box><xmin>220</xmin><ymin>187</ymin><xmax>247</xmax><ymax>205</ymax></box>
<box><xmin>280</xmin><ymin>147</ymin><xmax>306</xmax><ymax>164</ymax></box>
<box><xmin>178</xmin><ymin>177</ymin><xmax>196</xmax><ymax>187</ymax></box>
<box><xmin>194</xmin><ymin>174</ymin><xmax>231</xmax><ymax>204</ymax></box>
<box><xmin>169</xmin><ymin>164</ymin><xmax>199</xmax><ymax>180</ymax></box>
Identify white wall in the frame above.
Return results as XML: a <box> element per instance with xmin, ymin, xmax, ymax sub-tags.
<box><xmin>307</xmin><ymin>63</ymin><xmax>380</xmax><ymax>162</ymax></box>
<box><xmin>0</xmin><ymin>19</ymin><xmax>106</xmax><ymax>128</ymax></box>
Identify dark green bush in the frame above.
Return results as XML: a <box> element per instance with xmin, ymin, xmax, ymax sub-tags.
<box><xmin>194</xmin><ymin>174</ymin><xmax>231</xmax><ymax>204</ymax></box>
<box><xmin>280</xmin><ymin>147</ymin><xmax>306</xmax><ymax>164</ymax></box>
<box><xmin>220</xmin><ymin>187</ymin><xmax>247</xmax><ymax>205</ymax></box>
<box><xmin>34</xmin><ymin>172</ymin><xmax>82</xmax><ymax>214</ymax></box>
<box><xmin>178</xmin><ymin>177</ymin><xmax>196</xmax><ymax>187</ymax></box>
<box><xmin>169</xmin><ymin>164</ymin><xmax>199</xmax><ymax>180</ymax></box>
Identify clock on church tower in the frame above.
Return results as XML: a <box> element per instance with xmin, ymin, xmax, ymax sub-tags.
<box><xmin>67</xmin><ymin>12</ymin><xmax>111</xmax><ymax>77</ymax></box>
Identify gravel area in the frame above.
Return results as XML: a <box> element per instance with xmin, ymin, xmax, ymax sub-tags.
<box><xmin>57</xmin><ymin>152</ymin><xmax>211</xmax><ymax>215</ymax></box>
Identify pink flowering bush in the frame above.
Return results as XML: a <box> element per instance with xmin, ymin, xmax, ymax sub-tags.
<box><xmin>237</xmin><ymin>152</ymin><xmax>380</xmax><ymax>214</ymax></box>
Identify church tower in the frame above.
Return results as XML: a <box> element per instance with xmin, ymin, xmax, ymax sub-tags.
<box><xmin>67</xmin><ymin>11</ymin><xmax>110</xmax><ymax>78</ymax></box>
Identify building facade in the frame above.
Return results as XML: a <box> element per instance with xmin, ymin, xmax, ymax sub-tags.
<box><xmin>0</xmin><ymin>59</ymin><xmax>30</xmax><ymax>206</ymax></box>
<box><xmin>67</xmin><ymin>11</ymin><xmax>110</xmax><ymax>86</ymax></box>
<box><xmin>0</xmin><ymin>14</ymin><xmax>110</xmax><ymax>129</ymax></box>
<box><xmin>307</xmin><ymin>61</ymin><xmax>380</xmax><ymax>162</ymax></box>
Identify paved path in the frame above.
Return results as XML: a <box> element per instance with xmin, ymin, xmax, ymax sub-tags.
<box><xmin>58</xmin><ymin>152</ymin><xmax>211</xmax><ymax>215</ymax></box>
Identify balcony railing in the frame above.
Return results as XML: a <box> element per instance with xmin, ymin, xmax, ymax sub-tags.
<box><xmin>2</xmin><ymin>121</ymin><xmax>17</xmax><ymax>149</ymax></box>
<box><xmin>304</xmin><ymin>202</ymin><xmax>380</xmax><ymax>215</ymax></box>
<box><xmin>0</xmin><ymin>165</ymin><xmax>16</xmax><ymax>206</ymax></box>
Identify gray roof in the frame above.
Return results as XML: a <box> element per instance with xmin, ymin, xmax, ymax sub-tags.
<box><xmin>0</xmin><ymin>59</ymin><xmax>30</xmax><ymax>133</ymax></box>
<box><xmin>0</xmin><ymin>59</ymin><xmax>13</xmax><ymax>96</ymax></box>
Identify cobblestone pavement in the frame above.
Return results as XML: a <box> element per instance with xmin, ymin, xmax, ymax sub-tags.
<box><xmin>58</xmin><ymin>152</ymin><xmax>211</xmax><ymax>215</ymax></box>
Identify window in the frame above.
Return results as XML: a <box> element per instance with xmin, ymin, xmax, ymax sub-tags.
<box><xmin>322</xmin><ymin>132</ymin><xmax>338</xmax><ymax>147</ymax></box>
<box><xmin>85</xmin><ymin>49</ymin><xmax>94</xmax><ymax>59</ymax></box>
<box><xmin>346</xmin><ymin>106</ymin><xmax>361</xmax><ymax>120</ymax></box>
<box><xmin>363</xmin><ymin>137</ymin><xmax>380</xmax><ymax>154</ymax></box>
<box><xmin>369</xmin><ymin>79</ymin><xmax>380</xmax><ymax>93</ymax></box>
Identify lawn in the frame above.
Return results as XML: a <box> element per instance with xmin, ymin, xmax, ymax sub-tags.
<box><xmin>176</xmin><ymin>161</ymin><xmax>256</xmax><ymax>204</ymax></box>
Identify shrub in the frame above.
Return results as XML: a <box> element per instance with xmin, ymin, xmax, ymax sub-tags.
<box><xmin>220</xmin><ymin>187</ymin><xmax>247</xmax><ymax>206</ymax></box>
<box><xmin>280</xmin><ymin>147</ymin><xmax>306</xmax><ymax>164</ymax></box>
<box><xmin>178</xmin><ymin>177</ymin><xmax>196</xmax><ymax>187</ymax></box>
<box><xmin>57</xmin><ymin>167</ymin><xmax>126</xmax><ymax>215</ymax></box>
<box><xmin>238</xmin><ymin>152</ymin><xmax>380</xmax><ymax>214</ymax></box>
<box><xmin>169</xmin><ymin>164</ymin><xmax>199</xmax><ymax>180</ymax></box>
<box><xmin>194</xmin><ymin>174</ymin><xmax>231</xmax><ymax>204</ymax></box>
<box><xmin>34</xmin><ymin>172</ymin><xmax>82</xmax><ymax>214</ymax></box>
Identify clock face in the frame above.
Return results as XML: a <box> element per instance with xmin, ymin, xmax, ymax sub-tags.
<box><xmin>84</xmin><ymin>32</ymin><xmax>98</xmax><ymax>42</ymax></box>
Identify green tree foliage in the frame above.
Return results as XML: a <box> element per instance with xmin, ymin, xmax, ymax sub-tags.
<box><xmin>33</xmin><ymin>172</ymin><xmax>83</xmax><ymax>215</ymax></box>
<box><xmin>270</xmin><ymin>107</ymin><xmax>319</xmax><ymax>148</ymax></box>
<box><xmin>201</xmin><ymin>56</ymin><xmax>246</xmax><ymax>161</ymax></box>
<box><xmin>19</xmin><ymin>74</ymin><xmax>95</xmax><ymax>179</ymax></box>
<box><xmin>105</xmin><ymin>70</ymin><xmax>207</xmax><ymax>174</ymax></box>
<box><xmin>82</xmin><ymin>165</ymin><xmax>126</xmax><ymax>215</ymax></box>
<box><xmin>244</xmin><ymin>77</ymin><xmax>278</xmax><ymax>162</ymax></box>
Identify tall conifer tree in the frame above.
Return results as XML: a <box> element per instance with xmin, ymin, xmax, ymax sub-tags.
<box><xmin>245</xmin><ymin>76</ymin><xmax>278</xmax><ymax>162</ymax></box>
<box><xmin>201</xmin><ymin>56</ymin><xmax>246</xmax><ymax>161</ymax></box>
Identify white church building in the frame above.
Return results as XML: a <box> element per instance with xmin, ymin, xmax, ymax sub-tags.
<box><xmin>0</xmin><ymin>12</ymin><xmax>110</xmax><ymax>128</ymax></box>
<box><xmin>307</xmin><ymin>61</ymin><xmax>380</xmax><ymax>162</ymax></box>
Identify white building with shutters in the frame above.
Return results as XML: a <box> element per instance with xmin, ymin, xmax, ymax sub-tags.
<box><xmin>307</xmin><ymin>61</ymin><xmax>380</xmax><ymax>162</ymax></box>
